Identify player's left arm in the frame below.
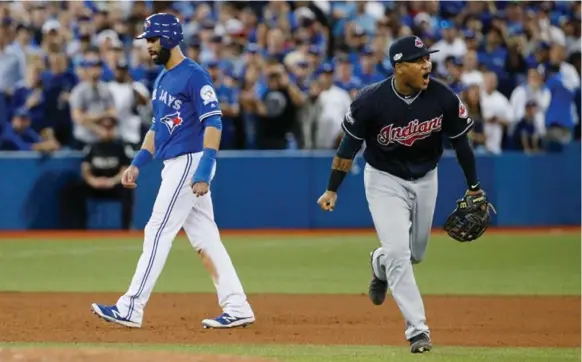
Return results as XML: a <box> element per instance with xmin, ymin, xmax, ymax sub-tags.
<box><xmin>190</xmin><ymin>70</ymin><xmax>223</xmax><ymax>196</ymax></box>
<box><xmin>442</xmin><ymin>92</ymin><xmax>480</xmax><ymax>192</ymax></box>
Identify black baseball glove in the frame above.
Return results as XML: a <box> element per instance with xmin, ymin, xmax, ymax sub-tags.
<box><xmin>443</xmin><ymin>190</ymin><xmax>496</xmax><ymax>242</ymax></box>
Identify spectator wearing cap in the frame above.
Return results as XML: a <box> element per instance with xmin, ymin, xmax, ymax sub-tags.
<box><xmin>254</xmin><ymin>63</ymin><xmax>305</xmax><ymax>150</ymax></box>
<box><xmin>41</xmin><ymin>18</ymin><xmax>65</xmax><ymax>54</ymax></box>
<box><xmin>511</xmin><ymin>100</ymin><xmax>541</xmax><ymax>153</ymax></box>
<box><xmin>296</xmin><ymin>73</ymin><xmax>322</xmax><ymax>150</ymax></box>
<box><xmin>8</xmin><ymin>24</ymin><xmax>42</xmax><ymax>79</ymax></box>
<box><xmin>344</xmin><ymin>23</ymin><xmax>369</xmax><ymax>60</ymax></box>
<box><xmin>295</xmin><ymin>6</ymin><xmax>328</xmax><ymax>51</ymax></box>
<box><xmin>509</xmin><ymin>66</ymin><xmax>551</xmax><ymax>137</ymax></box>
<box><xmin>214</xmin><ymin>68</ymin><xmax>241</xmax><ymax>150</ymax></box>
<box><xmin>428</xmin><ymin>20</ymin><xmax>467</xmax><ymax>75</ymax></box>
<box><xmin>70</xmin><ymin>34</ymin><xmax>94</xmax><ymax>68</ymax></box>
<box><xmin>480</xmin><ymin>71</ymin><xmax>511</xmax><ymax>154</ymax></box>
<box><xmin>40</xmin><ymin>52</ymin><xmax>79</xmax><ymax>146</ymax></box>
<box><xmin>462</xmin><ymin>30</ymin><xmax>480</xmax><ymax>52</ymax></box>
<box><xmin>444</xmin><ymin>56</ymin><xmax>464</xmax><ymax>94</ymax></box>
<box><xmin>314</xmin><ymin>63</ymin><xmax>351</xmax><ymax>149</ymax></box>
<box><xmin>526</xmin><ymin>41</ymin><xmax>551</xmax><ymax>70</ymax></box>
<box><xmin>287</xmin><ymin>60</ymin><xmax>311</xmax><ymax>93</ymax></box>
<box><xmin>236</xmin><ymin>42</ymin><xmax>264</xmax><ymax>81</ymax></box>
<box><xmin>65</xmin><ymin>14</ymin><xmax>93</xmax><ymax>62</ymax></box>
<box><xmin>201</xmin><ymin>34</ymin><xmax>228</xmax><ymax>68</ymax></box>
<box><xmin>354</xmin><ymin>46</ymin><xmax>385</xmax><ymax>86</ymax></box>
<box><xmin>334</xmin><ymin>55</ymin><xmax>362</xmax><ymax>99</ymax></box>
<box><xmin>0</xmin><ymin>107</ymin><xmax>60</xmax><ymax>152</ymax></box>
<box><xmin>196</xmin><ymin>20</ymin><xmax>220</xmax><ymax>64</ymax></box>
<box><xmin>107</xmin><ymin>59</ymin><xmax>150</xmax><ymax>149</ymax></box>
<box><xmin>69</xmin><ymin>58</ymin><xmax>117</xmax><ymax>149</ymax></box>
<box><xmin>306</xmin><ymin>45</ymin><xmax>323</xmax><ymax>73</ymax></box>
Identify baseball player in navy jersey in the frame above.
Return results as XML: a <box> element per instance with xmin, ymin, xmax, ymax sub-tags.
<box><xmin>317</xmin><ymin>36</ymin><xmax>491</xmax><ymax>353</ymax></box>
<box><xmin>91</xmin><ymin>13</ymin><xmax>255</xmax><ymax>329</ymax></box>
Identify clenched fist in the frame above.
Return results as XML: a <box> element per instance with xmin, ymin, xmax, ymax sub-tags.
<box><xmin>192</xmin><ymin>181</ymin><xmax>209</xmax><ymax>197</ymax></box>
<box><xmin>317</xmin><ymin>190</ymin><xmax>337</xmax><ymax>212</ymax></box>
<box><xmin>121</xmin><ymin>166</ymin><xmax>139</xmax><ymax>189</ymax></box>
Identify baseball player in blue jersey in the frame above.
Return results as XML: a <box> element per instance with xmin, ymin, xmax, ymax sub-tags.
<box><xmin>91</xmin><ymin>13</ymin><xmax>255</xmax><ymax>329</ymax></box>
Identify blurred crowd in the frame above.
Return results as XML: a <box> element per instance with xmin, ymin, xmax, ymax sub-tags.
<box><xmin>0</xmin><ymin>0</ymin><xmax>580</xmax><ymax>155</ymax></box>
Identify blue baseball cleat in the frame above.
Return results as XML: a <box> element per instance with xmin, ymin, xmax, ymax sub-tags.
<box><xmin>201</xmin><ymin>313</ymin><xmax>255</xmax><ymax>329</ymax></box>
<box><xmin>91</xmin><ymin>303</ymin><xmax>141</xmax><ymax>328</ymax></box>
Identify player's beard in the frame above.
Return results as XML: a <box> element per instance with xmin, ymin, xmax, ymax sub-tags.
<box><xmin>153</xmin><ymin>48</ymin><xmax>171</xmax><ymax>65</ymax></box>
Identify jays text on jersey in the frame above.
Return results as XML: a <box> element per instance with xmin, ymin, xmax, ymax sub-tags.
<box><xmin>342</xmin><ymin>76</ymin><xmax>473</xmax><ymax>180</ymax></box>
<box><xmin>150</xmin><ymin>58</ymin><xmax>222</xmax><ymax>160</ymax></box>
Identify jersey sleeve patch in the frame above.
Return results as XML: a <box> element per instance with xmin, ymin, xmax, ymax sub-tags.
<box><xmin>200</xmin><ymin>84</ymin><xmax>218</xmax><ymax>105</ymax></box>
<box><xmin>458</xmin><ymin>100</ymin><xmax>468</xmax><ymax>119</ymax></box>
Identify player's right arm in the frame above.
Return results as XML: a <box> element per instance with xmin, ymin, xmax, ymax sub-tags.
<box><xmin>122</xmin><ymin>123</ymin><xmax>156</xmax><ymax>189</ymax></box>
<box><xmin>317</xmin><ymin>90</ymin><xmax>371</xmax><ymax>211</ymax></box>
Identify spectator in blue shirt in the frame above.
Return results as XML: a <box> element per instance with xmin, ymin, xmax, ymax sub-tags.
<box><xmin>11</xmin><ymin>65</ymin><xmax>47</xmax><ymax>134</ymax></box>
<box><xmin>512</xmin><ymin>100</ymin><xmax>541</xmax><ymax>153</ymax></box>
<box><xmin>444</xmin><ymin>56</ymin><xmax>464</xmax><ymax>94</ymax></box>
<box><xmin>289</xmin><ymin>60</ymin><xmax>313</xmax><ymax>93</ymax></box>
<box><xmin>41</xmin><ymin>52</ymin><xmax>79</xmax><ymax>147</ymax></box>
<box><xmin>209</xmin><ymin>65</ymin><xmax>240</xmax><ymax>150</ymax></box>
<box><xmin>354</xmin><ymin>46</ymin><xmax>385</xmax><ymax>86</ymax></box>
<box><xmin>478</xmin><ymin>27</ymin><xmax>509</xmax><ymax>94</ymax></box>
<box><xmin>334</xmin><ymin>55</ymin><xmax>362</xmax><ymax>98</ymax></box>
<box><xmin>544</xmin><ymin>64</ymin><xmax>576</xmax><ymax>151</ymax></box>
<box><xmin>0</xmin><ymin>108</ymin><xmax>60</xmax><ymax>152</ymax></box>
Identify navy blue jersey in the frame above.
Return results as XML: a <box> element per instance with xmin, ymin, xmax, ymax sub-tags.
<box><xmin>342</xmin><ymin>76</ymin><xmax>473</xmax><ymax>180</ymax></box>
<box><xmin>150</xmin><ymin>58</ymin><xmax>222</xmax><ymax>160</ymax></box>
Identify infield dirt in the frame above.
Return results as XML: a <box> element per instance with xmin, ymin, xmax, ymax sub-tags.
<box><xmin>0</xmin><ymin>292</ymin><xmax>578</xmax><ymax>348</ymax></box>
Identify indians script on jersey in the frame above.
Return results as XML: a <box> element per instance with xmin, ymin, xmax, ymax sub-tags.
<box><xmin>377</xmin><ymin>115</ymin><xmax>443</xmax><ymax>147</ymax></box>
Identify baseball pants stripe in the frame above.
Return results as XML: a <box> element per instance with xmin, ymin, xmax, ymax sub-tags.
<box><xmin>125</xmin><ymin>153</ymin><xmax>192</xmax><ymax>320</ymax></box>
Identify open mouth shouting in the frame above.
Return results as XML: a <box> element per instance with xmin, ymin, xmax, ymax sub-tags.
<box><xmin>421</xmin><ymin>72</ymin><xmax>430</xmax><ymax>87</ymax></box>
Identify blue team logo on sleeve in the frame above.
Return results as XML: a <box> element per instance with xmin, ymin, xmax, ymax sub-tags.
<box><xmin>160</xmin><ymin>112</ymin><xmax>184</xmax><ymax>134</ymax></box>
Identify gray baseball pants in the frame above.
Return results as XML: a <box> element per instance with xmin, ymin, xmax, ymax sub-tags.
<box><xmin>364</xmin><ymin>163</ymin><xmax>438</xmax><ymax>340</ymax></box>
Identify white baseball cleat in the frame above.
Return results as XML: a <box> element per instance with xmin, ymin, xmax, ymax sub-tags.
<box><xmin>91</xmin><ymin>303</ymin><xmax>142</xmax><ymax>328</ymax></box>
<box><xmin>201</xmin><ymin>312</ymin><xmax>255</xmax><ymax>329</ymax></box>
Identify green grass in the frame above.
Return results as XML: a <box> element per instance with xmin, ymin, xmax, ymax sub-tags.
<box><xmin>0</xmin><ymin>232</ymin><xmax>579</xmax><ymax>361</ymax></box>
<box><xmin>0</xmin><ymin>343</ymin><xmax>579</xmax><ymax>362</ymax></box>
<box><xmin>0</xmin><ymin>233</ymin><xmax>579</xmax><ymax>295</ymax></box>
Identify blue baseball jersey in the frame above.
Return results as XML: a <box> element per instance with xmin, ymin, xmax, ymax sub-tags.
<box><xmin>150</xmin><ymin>58</ymin><xmax>222</xmax><ymax>160</ymax></box>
